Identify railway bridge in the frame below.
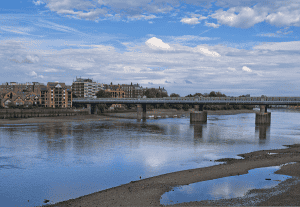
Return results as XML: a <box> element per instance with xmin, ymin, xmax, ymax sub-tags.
<box><xmin>73</xmin><ymin>96</ymin><xmax>300</xmax><ymax>124</ymax></box>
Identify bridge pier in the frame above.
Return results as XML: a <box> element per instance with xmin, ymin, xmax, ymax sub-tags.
<box><xmin>86</xmin><ymin>104</ymin><xmax>98</xmax><ymax>115</ymax></box>
<box><xmin>255</xmin><ymin>105</ymin><xmax>271</xmax><ymax>124</ymax></box>
<box><xmin>87</xmin><ymin>104</ymin><xmax>92</xmax><ymax>115</ymax></box>
<box><xmin>93</xmin><ymin>105</ymin><xmax>98</xmax><ymax>115</ymax></box>
<box><xmin>190</xmin><ymin>104</ymin><xmax>207</xmax><ymax>123</ymax></box>
<box><xmin>137</xmin><ymin>104</ymin><xmax>147</xmax><ymax>120</ymax></box>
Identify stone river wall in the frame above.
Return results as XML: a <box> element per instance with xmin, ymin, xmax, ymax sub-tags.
<box><xmin>0</xmin><ymin>108</ymin><xmax>89</xmax><ymax>119</ymax></box>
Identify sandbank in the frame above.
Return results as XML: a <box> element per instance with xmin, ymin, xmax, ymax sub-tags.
<box><xmin>44</xmin><ymin>144</ymin><xmax>300</xmax><ymax>206</ymax></box>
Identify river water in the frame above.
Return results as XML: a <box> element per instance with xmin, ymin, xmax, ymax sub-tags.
<box><xmin>1</xmin><ymin>109</ymin><xmax>300</xmax><ymax>206</ymax></box>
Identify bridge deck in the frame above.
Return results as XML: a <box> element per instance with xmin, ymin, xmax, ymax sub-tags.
<box><xmin>73</xmin><ymin>96</ymin><xmax>300</xmax><ymax>105</ymax></box>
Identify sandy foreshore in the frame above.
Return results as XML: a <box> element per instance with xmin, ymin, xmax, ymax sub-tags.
<box><xmin>42</xmin><ymin>143</ymin><xmax>300</xmax><ymax>207</ymax></box>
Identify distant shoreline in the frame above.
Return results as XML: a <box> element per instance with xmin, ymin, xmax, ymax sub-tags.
<box><xmin>0</xmin><ymin>109</ymin><xmax>255</xmax><ymax>124</ymax></box>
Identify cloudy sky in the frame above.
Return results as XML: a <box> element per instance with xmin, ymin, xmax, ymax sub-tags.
<box><xmin>1</xmin><ymin>0</ymin><xmax>300</xmax><ymax>96</ymax></box>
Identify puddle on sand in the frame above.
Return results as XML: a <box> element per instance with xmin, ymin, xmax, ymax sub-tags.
<box><xmin>160</xmin><ymin>165</ymin><xmax>293</xmax><ymax>205</ymax></box>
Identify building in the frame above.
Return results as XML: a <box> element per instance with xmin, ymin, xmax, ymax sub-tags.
<box><xmin>121</xmin><ymin>83</ymin><xmax>144</xmax><ymax>98</ymax></box>
<box><xmin>40</xmin><ymin>82</ymin><xmax>72</xmax><ymax>108</ymax></box>
<box><xmin>103</xmin><ymin>84</ymin><xmax>125</xmax><ymax>98</ymax></box>
<box><xmin>1</xmin><ymin>91</ymin><xmax>41</xmax><ymax>108</ymax></box>
<box><xmin>72</xmin><ymin>77</ymin><xmax>103</xmax><ymax>98</ymax></box>
<box><xmin>0</xmin><ymin>82</ymin><xmax>45</xmax><ymax>96</ymax></box>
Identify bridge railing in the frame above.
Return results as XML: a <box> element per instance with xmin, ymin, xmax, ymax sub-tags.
<box><xmin>73</xmin><ymin>96</ymin><xmax>300</xmax><ymax>102</ymax></box>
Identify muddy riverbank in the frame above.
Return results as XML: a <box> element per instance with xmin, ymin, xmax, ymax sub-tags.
<box><xmin>0</xmin><ymin>109</ymin><xmax>255</xmax><ymax>124</ymax></box>
<box><xmin>44</xmin><ymin>144</ymin><xmax>300</xmax><ymax>206</ymax></box>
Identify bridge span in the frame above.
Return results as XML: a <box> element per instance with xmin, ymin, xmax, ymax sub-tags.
<box><xmin>73</xmin><ymin>96</ymin><xmax>300</xmax><ymax>124</ymax></box>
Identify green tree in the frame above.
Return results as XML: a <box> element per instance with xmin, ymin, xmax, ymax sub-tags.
<box><xmin>170</xmin><ymin>93</ymin><xmax>180</xmax><ymax>97</ymax></box>
<box><xmin>209</xmin><ymin>91</ymin><xmax>217</xmax><ymax>97</ymax></box>
<box><xmin>96</xmin><ymin>90</ymin><xmax>112</xmax><ymax>98</ymax></box>
<box><xmin>143</xmin><ymin>89</ymin><xmax>168</xmax><ymax>98</ymax></box>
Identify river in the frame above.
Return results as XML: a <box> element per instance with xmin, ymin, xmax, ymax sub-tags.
<box><xmin>1</xmin><ymin>108</ymin><xmax>300</xmax><ymax>206</ymax></box>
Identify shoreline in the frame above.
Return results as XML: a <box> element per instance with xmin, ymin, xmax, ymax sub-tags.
<box><xmin>44</xmin><ymin>143</ymin><xmax>300</xmax><ymax>206</ymax></box>
<box><xmin>0</xmin><ymin>109</ymin><xmax>255</xmax><ymax>125</ymax></box>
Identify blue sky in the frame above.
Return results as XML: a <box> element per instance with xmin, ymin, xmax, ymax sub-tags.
<box><xmin>1</xmin><ymin>0</ymin><xmax>300</xmax><ymax>96</ymax></box>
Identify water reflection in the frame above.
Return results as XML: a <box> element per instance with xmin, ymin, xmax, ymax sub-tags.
<box><xmin>255</xmin><ymin>124</ymin><xmax>270</xmax><ymax>145</ymax></box>
<box><xmin>160</xmin><ymin>165</ymin><xmax>292</xmax><ymax>205</ymax></box>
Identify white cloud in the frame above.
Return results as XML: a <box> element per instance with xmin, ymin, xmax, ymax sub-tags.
<box><xmin>30</xmin><ymin>0</ymin><xmax>300</xmax><ymax>27</ymax></box>
<box><xmin>33</xmin><ymin>0</ymin><xmax>44</xmax><ymax>5</ymax></box>
<box><xmin>253</xmin><ymin>41</ymin><xmax>300</xmax><ymax>51</ymax></box>
<box><xmin>205</xmin><ymin>22</ymin><xmax>220</xmax><ymax>28</ymax></box>
<box><xmin>180</xmin><ymin>17</ymin><xmax>201</xmax><ymax>25</ymax></box>
<box><xmin>29</xmin><ymin>71</ymin><xmax>37</xmax><ymax>77</ymax></box>
<box><xmin>146</xmin><ymin>37</ymin><xmax>171</xmax><ymax>50</ymax></box>
<box><xmin>211</xmin><ymin>6</ymin><xmax>268</xmax><ymax>28</ymax></box>
<box><xmin>256</xmin><ymin>28</ymin><xmax>293</xmax><ymax>38</ymax></box>
<box><xmin>2</xmin><ymin>38</ymin><xmax>300</xmax><ymax>96</ymax></box>
<box><xmin>44</xmin><ymin>69</ymin><xmax>60</xmax><ymax>72</ymax></box>
<box><xmin>127</xmin><ymin>14</ymin><xmax>157</xmax><ymax>21</ymax></box>
<box><xmin>210</xmin><ymin>1</ymin><xmax>300</xmax><ymax>28</ymax></box>
<box><xmin>34</xmin><ymin>19</ymin><xmax>83</xmax><ymax>34</ymax></box>
<box><xmin>196</xmin><ymin>46</ymin><xmax>221</xmax><ymax>57</ymax></box>
<box><xmin>169</xmin><ymin>35</ymin><xmax>219</xmax><ymax>42</ymax></box>
<box><xmin>0</xmin><ymin>26</ymin><xmax>32</xmax><ymax>35</ymax></box>
<box><xmin>265</xmin><ymin>3</ymin><xmax>300</xmax><ymax>27</ymax></box>
<box><xmin>26</xmin><ymin>55</ymin><xmax>39</xmax><ymax>63</ymax></box>
<box><xmin>242</xmin><ymin>66</ymin><xmax>252</xmax><ymax>72</ymax></box>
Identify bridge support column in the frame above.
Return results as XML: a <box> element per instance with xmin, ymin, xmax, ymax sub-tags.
<box><xmin>137</xmin><ymin>104</ymin><xmax>147</xmax><ymax>120</ymax></box>
<box><xmin>87</xmin><ymin>104</ymin><xmax>91</xmax><ymax>115</ymax></box>
<box><xmin>255</xmin><ymin>105</ymin><xmax>271</xmax><ymax>124</ymax></box>
<box><xmin>93</xmin><ymin>104</ymin><xmax>98</xmax><ymax>115</ymax></box>
<box><xmin>190</xmin><ymin>104</ymin><xmax>207</xmax><ymax>123</ymax></box>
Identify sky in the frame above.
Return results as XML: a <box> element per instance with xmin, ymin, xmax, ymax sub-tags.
<box><xmin>0</xmin><ymin>0</ymin><xmax>300</xmax><ymax>97</ymax></box>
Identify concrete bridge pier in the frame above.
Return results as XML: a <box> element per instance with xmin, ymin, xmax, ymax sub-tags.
<box><xmin>93</xmin><ymin>104</ymin><xmax>98</xmax><ymax>115</ymax></box>
<box><xmin>190</xmin><ymin>104</ymin><xmax>207</xmax><ymax>123</ymax></box>
<box><xmin>87</xmin><ymin>104</ymin><xmax>92</xmax><ymax>115</ymax></box>
<box><xmin>255</xmin><ymin>105</ymin><xmax>271</xmax><ymax>124</ymax></box>
<box><xmin>137</xmin><ymin>104</ymin><xmax>147</xmax><ymax>120</ymax></box>
<box><xmin>87</xmin><ymin>104</ymin><xmax>98</xmax><ymax>115</ymax></box>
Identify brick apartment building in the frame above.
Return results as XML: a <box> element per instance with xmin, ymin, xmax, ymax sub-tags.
<box><xmin>40</xmin><ymin>82</ymin><xmax>72</xmax><ymax>108</ymax></box>
<box><xmin>0</xmin><ymin>82</ymin><xmax>72</xmax><ymax>108</ymax></box>
<box><xmin>72</xmin><ymin>77</ymin><xmax>103</xmax><ymax>98</ymax></box>
<box><xmin>121</xmin><ymin>83</ymin><xmax>144</xmax><ymax>98</ymax></box>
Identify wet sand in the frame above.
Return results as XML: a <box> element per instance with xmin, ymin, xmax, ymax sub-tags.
<box><xmin>43</xmin><ymin>144</ymin><xmax>300</xmax><ymax>207</ymax></box>
<box><xmin>0</xmin><ymin>115</ymin><xmax>121</xmax><ymax>125</ymax></box>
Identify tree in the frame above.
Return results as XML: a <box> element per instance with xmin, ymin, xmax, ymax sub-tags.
<box><xmin>170</xmin><ymin>93</ymin><xmax>180</xmax><ymax>97</ymax></box>
<box><xmin>96</xmin><ymin>90</ymin><xmax>112</xmax><ymax>98</ymax></box>
<box><xmin>209</xmin><ymin>91</ymin><xmax>217</xmax><ymax>97</ymax></box>
<box><xmin>208</xmin><ymin>91</ymin><xmax>226</xmax><ymax>97</ymax></box>
<box><xmin>143</xmin><ymin>88</ymin><xmax>168</xmax><ymax>98</ymax></box>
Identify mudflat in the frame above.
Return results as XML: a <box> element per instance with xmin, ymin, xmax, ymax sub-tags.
<box><xmin>0</xmin><ymin>115</ymin><xmax>121</xmax><ymax>125</ymax></box>
<box><xmin>44</xmin><ymin>144</ymin><xmax>300</xmax><ymax>206</ymax></box>
<box><xmin>0</xmin><ymin>109</ymin><xmax>255</xmax><ymax>124</ymax></box>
